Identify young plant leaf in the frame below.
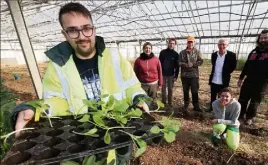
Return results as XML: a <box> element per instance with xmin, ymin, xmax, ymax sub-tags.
<box><xmin>86</xmin><ymin>128</ymin><xmax>98</xmax><ymax>135</ymax></box>
<box><xmin>93</xmin><ymin>115</ymin><xmax>106</xmax><ymax>127</ymax></box>
<box><xmin>134</xmin><ymin>147</ymin><xmax>146</xmax><ymax>157</ymax></box>
<box><xmin>78</xmin><ymin>114</ymin><xmax>90</xmax><ymax>123</ymax></box>
<box><xmin>150</xmin><ymin>125</ymin><xmax>160</xmax><ymax>134</ymax></box>
<box><xmin>135</xmin><ymin>138</ymin><xmax>147</xmax><ymax>148</ymax></box>
<box><xmin>104</xmin><ymin>130</ymin><xmax>111</xmax><ymax>144</ymax></box>
<box><xmin>82</xmin><ymin>155</ymin><xmax>96</xmax><ymax>165</ymax></box>
<box><xmin>164</xmin><ymin>131</ymin><xmax>176</xmax><ymax>143</ymax></box>
<box><xmin>162</xmin><ymin>117</ymin><xmax>171</xmax><ymax>126</ymax></box>
<box><xmin>134</xmin><ymin>138</ymin><xmax>147</xmax><ymax>157</ymax></box>
<box><xmin>95</xmin><ymin>159</ymin><xmax>106</xmax><ymax>165</ymax></box>
<box><xmin>100</xmin><ymin>94</ymin><xmax>110</xmax><ymax>99</ymax></box>
<box><xmin>73</xmin><ymin>128</ymin><xmax>99</xmax><ymax>137</ymax></box>
<box><xmin>156</xmin><ymin>100</ymin><xmax>165</xmax><ymax>108</ymax></box>
<box><xmin>113</xmin><ymin>101</ymin><xmax>129</xmax><ymax>112</ymax></box>
<box><xmin>115</xmin><ymin>116</ymin><xmax>128</xmax><ymax>125</ymax></box>
<box><xmin>138</xmin><ymin>97</ymin><xmax>153</xmax><ymax>103</ymax></box>
<box><xmin>26</xmin><ymin>99</ymin><xmax>44</xmax><ymax>109</ymax></box>
<box><xmin>106</xmin><ymin>95</ymin><xmax>115</xmax><ymax>109</ymax></box>
<box><xmin>164</xmin><ymin>125</ymin><xmax>180</xmax><ymax>133</ymax></box>
<box><xmin>83</xmin><ymin>99</ymin><xmax>98</xmax><ymax>111</ymax></box>
<box><xmin>132</xmin><ymin>108</ymin><xmax>142</xmax><ymax>117</ymax></box>
<box><xmin>60</xmin><ymin>160</ymin><xmax>80</xmax><ymax>165</ymax></box>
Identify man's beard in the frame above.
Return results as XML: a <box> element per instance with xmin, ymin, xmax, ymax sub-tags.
<box><xmin>75</xmin><ymin>40</ymin><xmax>95</xmax><ymax>57</ymax></box>
<box><xmin>259</xmin><ymin>42</ymin><xmax>268</xmax><ymax>50</ymax></box>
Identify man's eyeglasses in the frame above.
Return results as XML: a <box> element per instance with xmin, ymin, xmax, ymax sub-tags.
<box><xmin>64</xmin><ymin>26</ymin><xmax>94</xmax><ymax>39</ymax></box>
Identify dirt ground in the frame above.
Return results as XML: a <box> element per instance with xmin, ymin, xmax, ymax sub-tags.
<box><xmin>1</xmin><ymin>62</ymin><xmax>268</xmax><ymax>165</ymax></box>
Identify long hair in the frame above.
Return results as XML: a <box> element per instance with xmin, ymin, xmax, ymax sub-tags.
<box><xmin>256</xmin><ymin>29</ymin><xmax>268</xmax><ymax>46</ymax></box>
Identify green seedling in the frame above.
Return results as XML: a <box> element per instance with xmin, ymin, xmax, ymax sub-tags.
<box><xmin>150</xmin><ymin>113</ymin><xmax>180</xmax><ymax>143</ymax></box>
<box><xmin>138</xmin><ymin>97</ymin><xmax>166</xmax><ymax>113</ymax></box>
<box><xmin>60</xmin><ymin>156</ymin><xmax>106</xmax><ymax>165</ymax></box>
<box><xmin>149</xmin><ymin>100</ymin><xmax>165</xmax><ymax>113</ymax></box>
<box><xmin>72</xmin><ymin>112</ymin><xmax>135</xmax><ymax>145</ymax></box>
<box><xmin>72</xmin><ymin>127</ymin><xmax>99</xmax><ymax>138</ymax></box>
<box><xmin>0</xmin><ymin>78</ymin><xmax>17</xmax><ymax>160</ymax></box>
<box><xmin>86</xmin><ymin>120</ymin><xmax>135</xmax><ymax>145</ymax></box>
<box><xmin>118</xmin><ymin>130</ymin><xmax>147</xmax><ymax>157</ymax></box>
<box><xmin>26</xmin><ymin>99</ymin><xmax>53</xmax><ymax>127</ymax></box>
<box><xmin>1</xmin><ymin>128</ymin><xmax>35</xmax><ymax>150</ymax></box>
<box><xmin>83</xmin><ymin>95</ymin><xmax>143</xmax><ymax>127</ymax></box>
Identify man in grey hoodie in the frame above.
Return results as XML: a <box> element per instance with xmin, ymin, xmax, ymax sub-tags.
<box><xmin>211</xmin><ymin>88</ymin><xmax>241</xmax><ymax>150</ymax></box>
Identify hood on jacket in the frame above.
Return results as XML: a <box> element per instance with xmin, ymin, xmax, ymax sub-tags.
<box><xmin>45</xmin><ymin>36</ymin><xmax>105</xmax><ymax>66</ymax></box>
<box><xmin>140</xmin><ymin>52</ymin><xmax>154</xmax><ymax>60</ymax></box>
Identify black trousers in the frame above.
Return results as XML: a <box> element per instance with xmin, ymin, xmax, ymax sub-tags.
<box><xmin>238</xmin><ymin>79</ymin><xmax>266</xmax><ymax>120</ymax></box>
<box><xmin>210</xmin><ymin>83</ymin><xmax>225</xmax><ymax>110</ymax></box>
<box><xmin>181</xmin><ymin>77</ymin><xmax>199</xmax><ymax>108</ymax></box>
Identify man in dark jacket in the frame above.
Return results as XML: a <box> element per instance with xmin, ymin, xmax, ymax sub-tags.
<box><xmin>237</xmin><ymin>29</ymin><xmax>268</xmax><ymax>125</ymax></box>
<box><xmin>179</xmin><ymin>36</ymin><xmax>203</xmax><ymax>112</ymax></box>
<box><xmin>209</xmin><ymin>39</ymin><xmax>237</xmax><ymax>111</ymax></box>
<box><xmin>159</xmin><ymin>38</ymin><xmax>180</xmax><ymax>106</ymax></box>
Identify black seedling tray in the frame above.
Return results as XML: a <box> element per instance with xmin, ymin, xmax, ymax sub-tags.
<box><xmin>1</xmin><ymin>113</ymin><xmax>163</xmax><ymax>165</ymax></box>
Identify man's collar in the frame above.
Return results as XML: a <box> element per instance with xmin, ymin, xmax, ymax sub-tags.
<box><xmin>45</xmin><ymin>36</ymin><xmax>105</xmax><ymax>66</ymax></box>
<box><xmin>186</xmin><ymin>47</ymin><xmax>195</xmax><ymax>52</ymax></box>
<box><xmin>217</xmin><ymin>51</ymin><xmax>227</xmax><ymax>56</ymax></box>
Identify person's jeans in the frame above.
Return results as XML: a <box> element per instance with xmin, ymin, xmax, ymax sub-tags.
<box><xmin>161</xmin><ymin>76</ymin><xmax>174</xmax><ymax>105</ymax></box>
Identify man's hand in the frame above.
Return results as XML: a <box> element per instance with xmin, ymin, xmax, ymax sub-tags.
<box><xmin>15</xmin><ymin>109</ymin><xmax>34</xmax><ymax>136</ymax></box>
<box><xmin>237</xmin><ymin>79</ymin><xmax>243</xmax><ymax>88</ymax></box>
<box><xmin>137</xmin><ymin>102</ymin><xmax>150</xmax><ymax>114</ymax></box>
<box><xmin>211</xmin><ymin>119</ymin><xmax>218</xmax><ymax>124</ymax></box>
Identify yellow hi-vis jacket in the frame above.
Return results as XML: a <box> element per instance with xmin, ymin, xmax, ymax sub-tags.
<box><xmin>43</xmin><ymin>36</ymin><xmax>146</xmax><ymax>116</ymax></box>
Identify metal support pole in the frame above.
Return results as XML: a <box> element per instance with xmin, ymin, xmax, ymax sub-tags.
<box><xmin>116</xmin><ymin>41</ymin><xmax>119</xmax><ymax>49</ymax></box>
<box><xmin>139</xmin><ymin>40</ymin><xmax>142</xmax><ymax>54</ymax></box>
<box><xmin>199</xmin><ymin>38</ymin><xmax>201</xmax><ymax>51</ymax></box>
<box><xmin>7</xmin><ymin>0</ymin><xmax>42</xmax><ymax>99</ymax></box>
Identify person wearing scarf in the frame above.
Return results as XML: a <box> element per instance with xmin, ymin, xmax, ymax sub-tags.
<box><xmin>134</xmin><ymin>42</ymin><xmax>163</xmax><ymax>101</ymax></box>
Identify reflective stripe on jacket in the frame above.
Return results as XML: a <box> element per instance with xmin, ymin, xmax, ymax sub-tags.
<box><xmin>43</xmin><ymin>36</ymin><xmax>146</xmax><ymax>116</ymax></box>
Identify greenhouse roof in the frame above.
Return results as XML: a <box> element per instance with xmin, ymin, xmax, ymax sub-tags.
<box><xmin>1</xmin><ymin>0</ymin><xmax>267</xmax><ymax>47</ymax></box>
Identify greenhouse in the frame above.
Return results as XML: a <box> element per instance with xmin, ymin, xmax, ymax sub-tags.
<box><xmin>1</xmin><ymin>0</ymin><xmax>268</xmax><ymax>164</ymax></box>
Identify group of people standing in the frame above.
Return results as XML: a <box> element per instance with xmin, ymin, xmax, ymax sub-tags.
<box><xmin>134</xmin><ymin>37</ymin><xmax>204</xmax><ymax>112</ymax></box>
<box><xmin>134</xmin><ymin>30</ymin><xmax>268</xmax><ymax>150</ymax></box>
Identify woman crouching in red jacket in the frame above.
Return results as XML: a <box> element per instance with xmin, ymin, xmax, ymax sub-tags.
<box><xmin>134</xmin><ymin>42</ymin><xmax>163</xmax><ymax>100</ymax></box>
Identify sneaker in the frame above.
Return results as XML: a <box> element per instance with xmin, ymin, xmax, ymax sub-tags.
<box><xmin>245</xmin><ymin>119</ymin><xmax>253</xmax><ymax>125</ymax></box>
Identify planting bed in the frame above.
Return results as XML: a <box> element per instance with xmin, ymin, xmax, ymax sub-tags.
<box><xmin>1</xmin><ymin>115</ymin><xmax>163</xmax><ymax>165</ymax></box>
